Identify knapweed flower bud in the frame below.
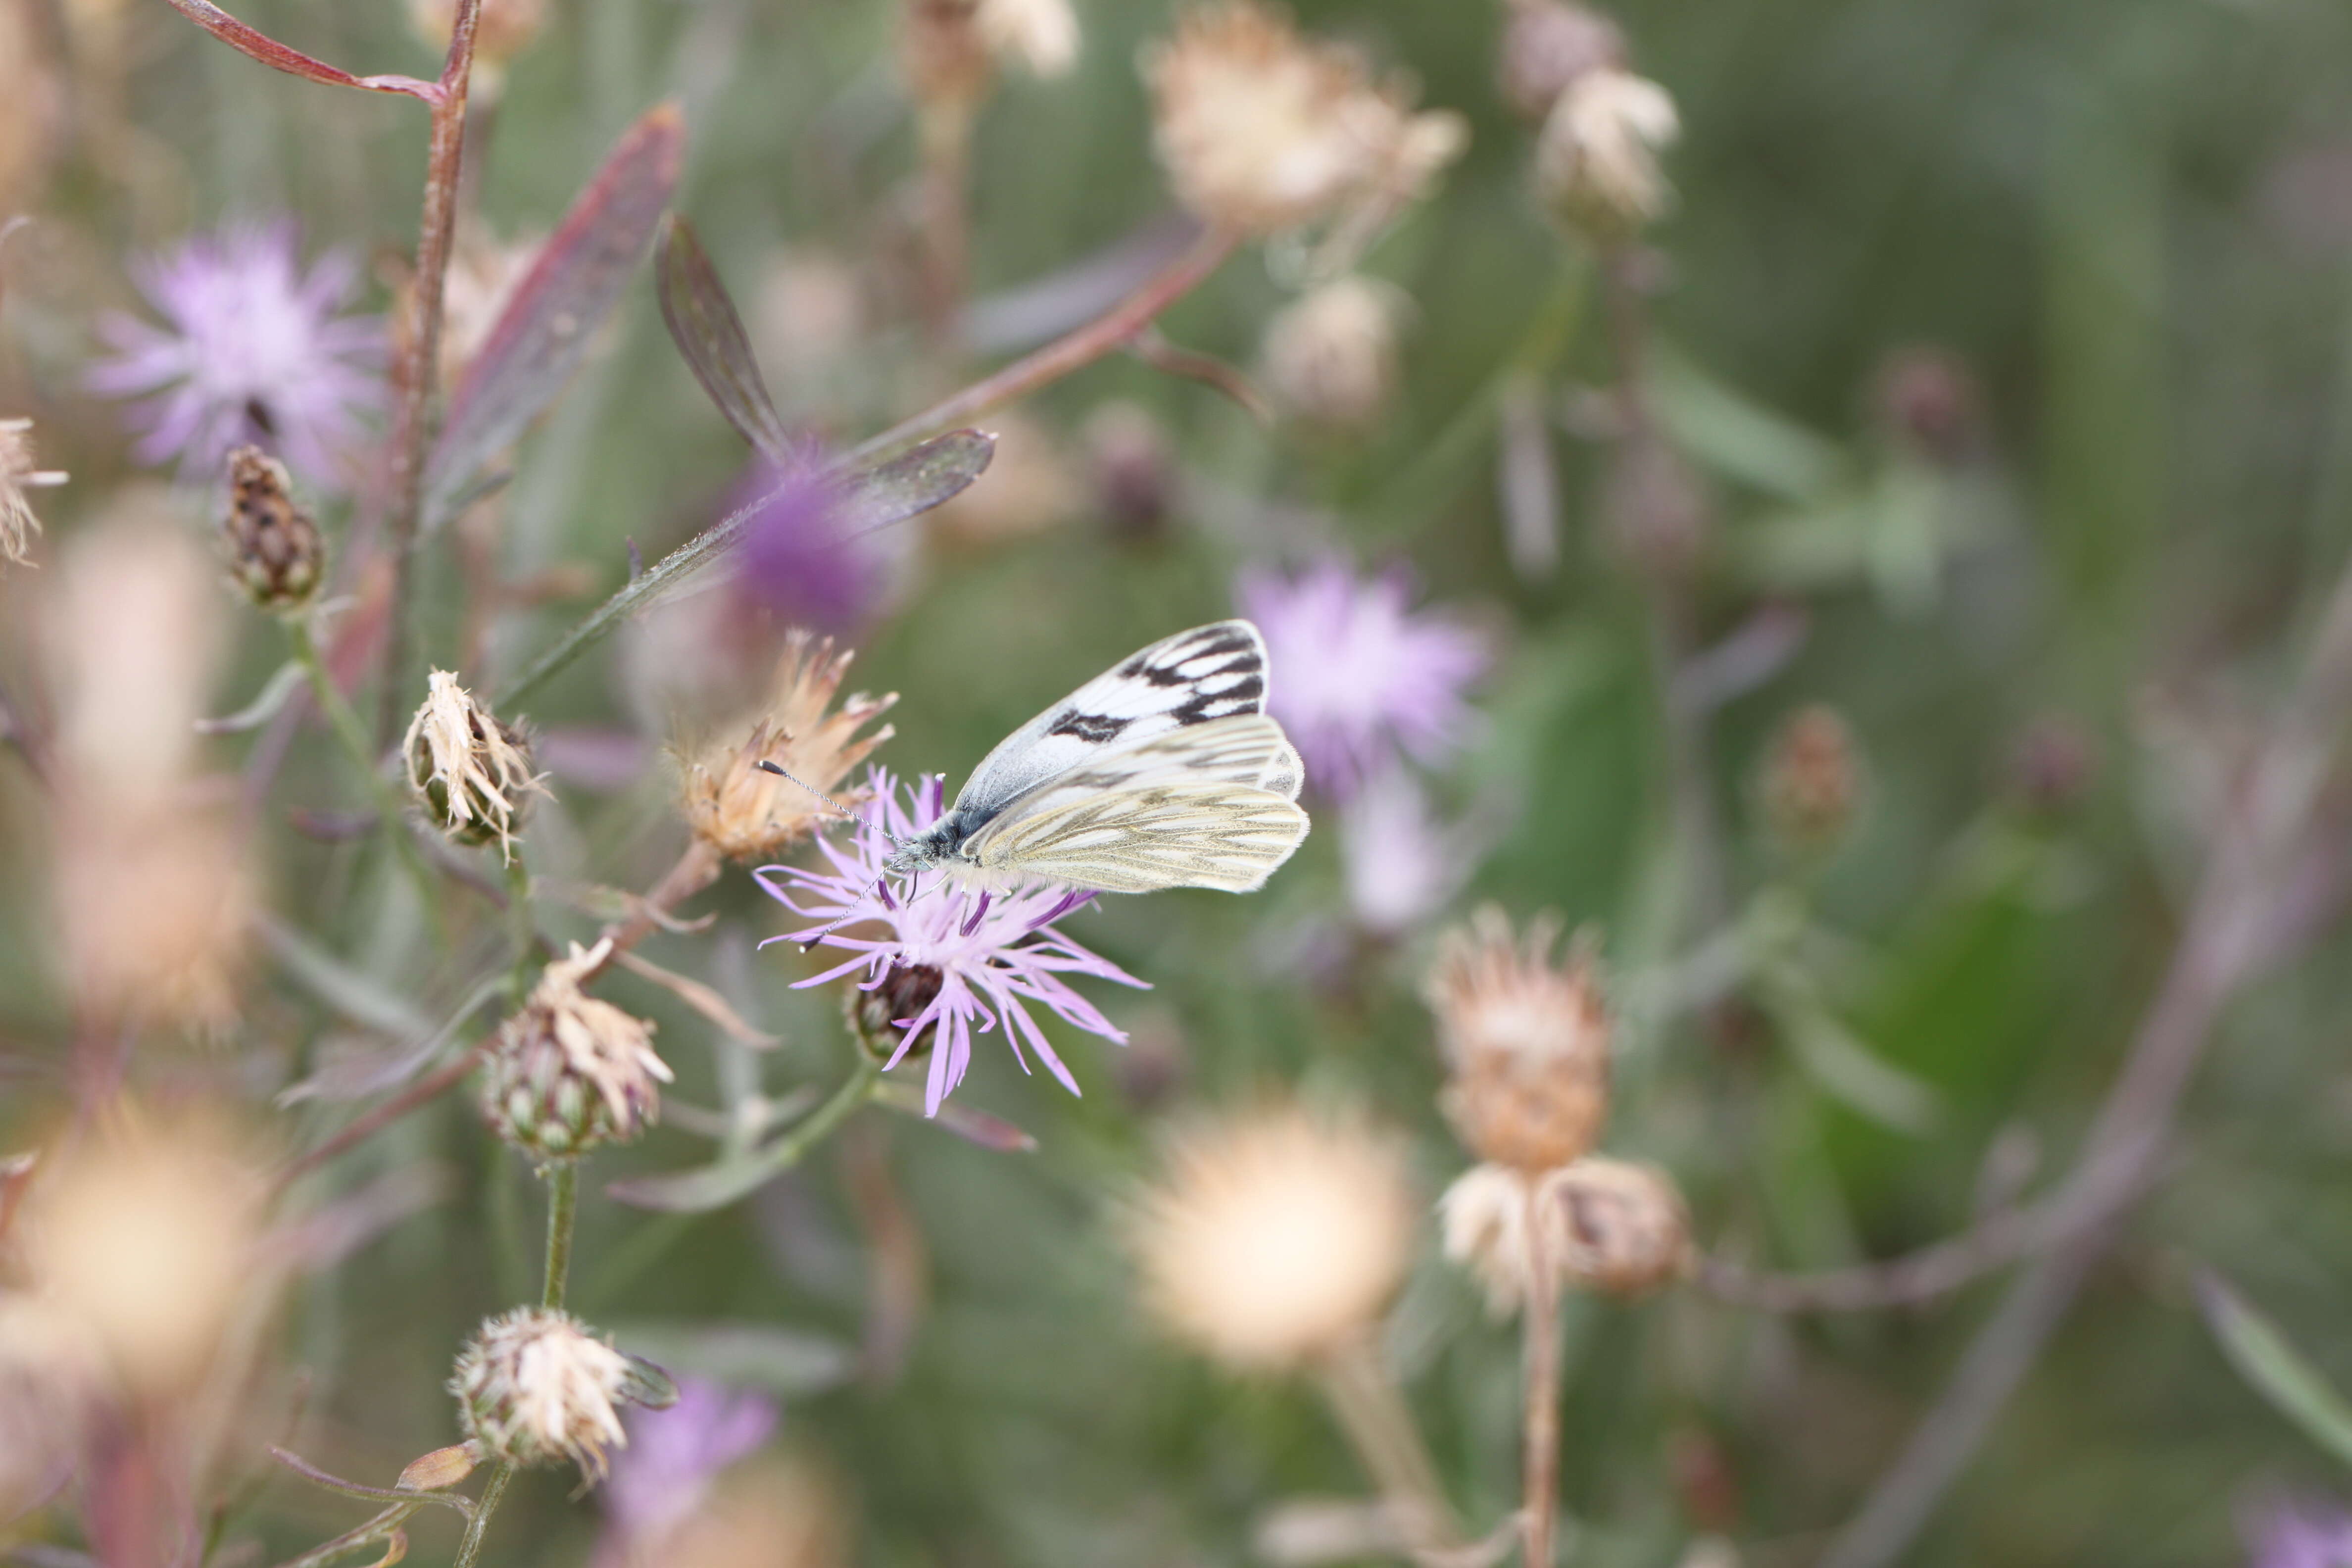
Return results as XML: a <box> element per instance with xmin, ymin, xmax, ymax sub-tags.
<box><xmin>1262</xmin><ymin>275</ymin><xmax>1405</xmax><ymax>431</ymax></box>
<box><xmin>398</xmin><ymin>1441</ymin><xmax>482</xmax><ymax>1492</ymax></box>
<box><xmin>1758</xmin><ymin>704</ymin><xmax>1863</xmax><ymax>854</ymax></box>
<box><xmin>1425</xmin><ymin>906</ymin><xmax>1609</xmax><ymax>1172</ymax></box>
<box><xmin>1131</xmin><ymin>1103</ymin><xmax>1417</xmax><ymax>1371</ymax></box>
<box><xmin>1534</xmin><ymin>66</ymin><xmax>1680</xmax><ymax>238</ymax></box>
<box><xmin>680</xmin><ymin>632</ymin><xmax>896</xmax><ymax>863</ymax></box>
<box><xmin>481</xmin><ymin>939</ymin><xmax>673</xmax><ymax>1161</ymax></box>
<box><xmin>1142</xmin><ymin>1</ymin><xmax>1466</xmax><ymax>240</ymax></box>
<box><xmin>0</xmin><ymin>417</ymin><xmax>66</xmax><ymax>569</ymax></box>
<box><xmin>221</xmin><ymin>446</ymin><xmax>323</xmax><ymax>612</ymax></box>
<box><xmin>451</xmin><ymin>1307</ymin><xmax>659</xmax><ymax>1480</ymax></box>
<box><xmin>1545</xmin><ymin>1156</ymin><xmax>1690</xmax><ymax>1296</ymax></box>
<box><xmin>1495</xmin><ymin>0</ymin><xmax>1625</xmax><ymax>123</ymax></box>
<box><xmin>405</xmin><ymin>669</ymin><xmax>548</xmax><ymax>862</ymax></box>
<box><xmin>849</xmin><ymin>963</ymin><xmax>945</xmax><ymax>1063</ymax></box>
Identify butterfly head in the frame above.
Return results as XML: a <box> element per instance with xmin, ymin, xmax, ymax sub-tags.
<box><xmin>882</xmin><ymin>817</ymin><xmax>969</xmax><ymax>878</ymax></box>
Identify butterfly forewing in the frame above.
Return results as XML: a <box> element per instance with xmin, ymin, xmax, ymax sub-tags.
<box><xmin>969</xmin><ymin>781</ymin><xmax>1311</xmax><ymax>894</ymax></box>
<box><xmin>969</xmin><ymin>713</ymin><xmax>1300</xmax><ymax>833</ymax></box>
<box><xmin>950</xmin><ymin>621</ymin><xmax>1273</xmax><ymax>824</ymax></box>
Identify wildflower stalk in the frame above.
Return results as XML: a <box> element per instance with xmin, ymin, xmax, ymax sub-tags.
<box><xmin>1519</xmin><ymin>1190</ymin><xmax>1565</xmax><ymax>1568</ymax></box>
<box><xmin>847</xmin><ymin>226</ymin><xmax>1238</xmax><ymax>465</ymax></box>
<box><xmin>453</xmin><ymin>1160</ymin><xmax>581</xmax><ymax>1567</ymax></box>
<box><xmin>267</xmin><ymin>1502</ymin><xmax>422</xmax><ymax>1568</ymax></box>
<box><xmin>505</xmin><ymin>856</ymin><xmax>537</xmax><ymax>1004</ymax></box>
<box><xmin>287</xmin><ymin>617</ymin><xmax>440</xmax><ymax>915</ymax></box>
<box><xmin>374</xmin><ymin>0</ymin><xmax>488</xmax><ymax>749</ymax></box>
<box><xmin>1313</xmin><ymin>1335</ymin><xmax>1459</xmax><ymax>1553</ymax></box>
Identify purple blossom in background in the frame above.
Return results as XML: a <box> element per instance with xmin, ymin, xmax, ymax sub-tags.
<box><xmin>1236</xmin><ymin>556</ymin><xmax>1487</xmax><ymax>800</ymax></box>
<box><xmin>727</xmin><ymin>452</ymin><xmax>894</xmax><ymax>634</ymax></box>
<box><xmin>2246</xmin><ymin>1501</ymin><xmax>2352</xmax><ymax>1568</ymax></box>
<box><xmin>89</xmin><ymin>221</ymin><xmax>383</xmax><ymax>489</ymax></box>
<box><xmin>754</xmin><ymin>770</ymin><xmax>1145</xmax><ymax>1115</ymax></box>
<box><xmin>600</xmin><ymin>1377</ymin><xmax>779</xmax><ymax>1556</ymax></box>
<box><xmin>1341</xmin><ymin>768</ymin><xmax>1487</xmax><ymax>936</ymax></box>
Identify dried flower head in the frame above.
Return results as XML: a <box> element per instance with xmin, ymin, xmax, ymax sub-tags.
<box><xmin>1758</xmin><ymin>704</ymin><xmax>1863</xmax><ymax>853</ymax></box>
<box><xmin>1262</xmin><ymin>275</ymin><xmax>1406</xmax><ymax>431</ymax></box>
<box><xmin>0</xmin><ymin>418</ymin><xmax>65</xmax><ymax>568</ymax></box>
<box><xmin>481</xmin><ymin>939</ymin><xmax>673</xmax><ymax>1161</ymax></box>
<box><xmin>1083</xmin><ymin>400</ymin><xmax>1177</xmax><ymax>540</ymax></box>
<box><xmin>1547</xmin><ymin>1157</ymin><xmax>1689</xmax><ymax>1295</ymax></box>
<box><xmin>220</xmin><ymin>445</ymin><xmax>323</xmax><ymax>612</ymax></box>
<box><xmin>88</xmin><ymin>221</ymin><xmax>383</xmax><ymax>488</ymax></box>
<box><xmin>925</xmin><ymin>410</ymin><xmax>1082</xmax><ymax>546</ymax></box>
<box><xmin>756</xmin><ymin>771</ymin><xmax>1144</xmax><ymax>1115</ymax></box>
<box><xmin>681</xmin><ymin>632</ymin><xmax>896</xmax><ymax>863</ymax></box>
<box><xmin>979</xmin><ymin>0</ymin><xmax>1079</xmax><ymax>77</ymax></box>
<box><xmin>1426</xmin><ymin>906</ymin><xmax>1609</xmax><ymax>1171</ymax></box>
<box><xmin>1236</xmin><ymin>556</ymin><xmax>1487</xmax><ymax>800</ymax></box>
<box><xmin>452</xmin><ymin>1307</ymin><xmax>663</xmax><ymax>1480</ymax></box>
<box><xmin>405</xmin><ymin>669</ymin><xmax>548</xmax><ymax>861</ymax></box>
<box><xmin>901</xmin><ymin>0</ymin><xmax>1079</xmax><ymax>105</ymax></box>
<box><xmin>1534</xmin><ymin>67</ymin><xmax>1680</xmax><ymax>238</ymax></box>
<box><xmin>1496</xmin><ymin>0</ymin><xmax>1626</xmax><ymax>123</ymax></box>
<box><xmin>1131</xmin><ymin>1102</ymin><xmax>1418</xmax><ymax>1370</ymax></box>
<box><xmin>1143</xmin><ymin>1</ymin><xmax>1466</xmax><ymax>240</ymax></box>
<box><xmin>23</xmin><ymin>1112</ymin><xmax>266</xmax><ymax>1397</ymax></box>
<box><xmin>1438</xmin><ymin>1162</ymin><xmax>1542</xmax><ymax>1315</ymax></box>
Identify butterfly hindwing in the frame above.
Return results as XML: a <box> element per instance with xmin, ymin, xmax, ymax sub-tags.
<box><xmin>950</xmin><ymin>621</ymin><xmax>1272</xmax><ymax>824</ymax></box>
<box><xmin>968</xmin><ymin>780</ymin><xmax>1311</xmax><ymax>894</ymax></box>
<box><xmin>968</xmin><ymin>713</ymin><xmax>1303</xmax><ymax>837</ymax></box>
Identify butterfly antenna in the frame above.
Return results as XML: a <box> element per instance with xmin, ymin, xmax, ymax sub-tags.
<box><xmin>757</xmin><ymin>760</ymin><xmax>914</xmax><ymax>949</ymax></box>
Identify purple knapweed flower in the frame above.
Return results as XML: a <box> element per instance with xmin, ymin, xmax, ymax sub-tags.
<box><xmin>88</xmin><ymin>221</ymin><xmax>383</xmax><ymax>488</ymax></box>
<box><xmin>754</xmin><ymin>769</ymin><xmax>1145</xmax><ymax>1115</ymax></box>
<box><xmin>726</xmin><ymin>452</ymin><xmax>896</xmax><ymax>635</ymax></box>
<box><xmin>1236</xmin><ymin>556</ymin><xmax>1486</xmax><ymax>800</ymax></box>
<box><xmin>2246</xmin><ymin>1500</ymin><xmax>2352</xmax><ymax>1568</ymax></box>
<box><xmin>1341</xmin><ymin>768</ymin><xmax>1488</xmax><ymax>936</ymax></box>
<box><xmin>598</xmin><ymin>1377</ymin><xmax>778</xmax><ymax>1561</ymax></box>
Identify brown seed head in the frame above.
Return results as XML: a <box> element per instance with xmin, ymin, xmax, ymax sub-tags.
<box><xmin>1759</xmin><ymin>704</ymin><xmax>1863</xmax><ymax>854</ymax></box>
<box><xmin>1131</xmin><ymin>1101</ymin><xmax>1418</xmax><ymax>1370</ymax></box>
<box><xmin>405</xmin><ymin>669</ymin><xmax>548</xmax><ymax>862</ymax></box>
<box><xmin>1544</xmin><ymin>1156</ymin><xmax>1690</xmax><ymax>1296</ymax></box>
<box><xmin>925</xmin><ymin>409</ymin><xmax>1083</xmax><ymax>545</ymax></box>
<box><xmin>1142</xmin><ymin>1</ymin><xmax>1466</xmax><ymax>240</ymax></box>
<box><xmin>1426</xmin><ymin>906</ymin><xmax>1610</xmax><ymax>1172</ymax></box>
<box><xmin>481</xmin><ymin>938</ymin><xmax>673</xmax><ymax>1162</ymax></box>
<box><xmin>1534</xmin><ymin>66</ymin><xmax>1680</xmax><ymax>239</ymax></box>
<box><xmin>1496</xmin><ymin>0</ymin><xmax>1626</xmax><ymax>123</ymax></box>
<box><xmin>450</xmin><ymin>1306</ymin><xmax>641</xmax><ymax>1479</ymax></box>
<box><xmin>221</xmin><ymin>446</ymin><xmax>324</xmax><ymax>612</ymax></box>
<box><xmin>0</xmin><ymin>417</ymin><xmax>66</xmax><ymax>569</ymax></box>
<box><xmin>680</xmin><ymin>632</ymin><xmax>896</xmax><ymax>862</ymax></box>
<box><xmin>1262</xmin><ymin>275</ymin><xmax>1406</xmax><ymax>432</ymax></box>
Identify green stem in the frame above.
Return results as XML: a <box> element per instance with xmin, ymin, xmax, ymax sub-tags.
<box><xmin>504</xmin><ymin>855</ymin><xmax>537</xmax><ymax>1005</ymax></box>
<box><xmin>266</xmin><ymin>1502</ymin><xmax>422</xmax><ymax>1568</ymax></box>
<box><xmin>447</xmin><ymin>1462</ymin><xmax>512</xmax><ymax>1568</ymax></box>
<box><xmin>542</xmin><ymin>1159</ymin><xmax>579</xmax><ymax>1311</ymax></box>
<box><xmin>288</xmin><ymin>617</ymin><xmax>440</xmax><ymax>916</ymax></box>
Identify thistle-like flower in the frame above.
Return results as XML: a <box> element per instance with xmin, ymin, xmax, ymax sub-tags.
<box><xmin>1130</xmin><ymin>1102</ymin><xmax>1418</xmax><ymax>1371</ymax></box>
<box><xmin>1426</xmin><ymin>906</ymin><xmax>1608</xmax><ymax>1172</ymax></box>
<box><xmin>88</xmin><ymin>221</ymin><xmax>383</xmax><ymax>487</ymax></box>
<box><xmin>753</xmin><ymin>770</ymin><xmax>1145</xmax><ymax>1115</ymax></box>
<box><xmin>481</xmin><ymin>939</ymin><xmax>673</xmax><ymax>1161</ymax></box>
<box><xmin>1235</xmin><ymin>556</ymin><xmax>1487</xmax><ymax>800</ymax></box>
<box><xmin>680</xmin><ymin>632</ymin><xmax>896</xmax><ymax>863</ymax></box>
<box><xmin>1758</xmin><ymin>703</ymin><xmax>1864</xmax><ymax>854</ymax></box>
<box><xmin>1142</xmin><ymin>1</ymin><xmax>1466</xmax><ymax>241</ymax></box>
<box><xmin>405</xmin><ymin>669</ymin><xmax>548</xmax><ymax>862</ymax></box>
<box><xmin>2243</xmin><ymin>1500</ymin><xmax>2352</xmax><ymax>1568</ymax></box>
<box><xmin>0</xmin><ymin>418</ymin><xmax>65</xmax><ymax>568</ymax></box>
<box><xmin>1261</xmin><ymin>275</ymin><xmax>1406</xmax><ymax>431</ymax></box>
<box><xmin>1533</xmin><ymin>67</ymin><xmax>1681</xmax><ymax>239</ymax></box>
<box><xmin>452</xmin><ymin>1307</ymin><xmax>669</xmax><ymax>1480</ymax></box>
<box><xmin>220</xmin><ymin>445</ymin><xmax>323</xmax><ymax>612</ymax></box>
<box><xmin>727</xmin><ymin>456</ymin><xmax>900</xmax><ymax>635</ymax></box>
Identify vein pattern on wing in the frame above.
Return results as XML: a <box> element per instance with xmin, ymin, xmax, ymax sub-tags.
<box><xmin>969</xmin><ymin>782</ymin><xmax>1311</xmax><ymax>894</ymax></box>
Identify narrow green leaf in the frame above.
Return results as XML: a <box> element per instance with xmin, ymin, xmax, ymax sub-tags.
<box><xmin>655</xmin><ymin>214</ymin><xmax>792</xmax><ymax>461</ymax></box>
<box><xmin>2200</xmin><ymin>1272</ymin><xmax>2352</xmax><ymax>1470</ymax></box>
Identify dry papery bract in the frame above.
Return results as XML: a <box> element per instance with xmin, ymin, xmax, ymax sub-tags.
<box><xmin>221</xmin><ymin>445</ymin><xmax>323</xmax><ymax>612</ymax></box>
<box><xmin>0</xmin><ymin>418</ymin><xmax>66</xmax><ymax>568</ymax></box>
<box><xmin>405</xmin><ymin>667</ymin><xmax>549</xmax><ymax>862</ymax></box>
<box><xmin>481</xmin><ymin>938</ymin><xmax>674</xmax><ymax>1161</ymax></box>
<box><xmin>452</xmin><ymin>1306</ymin><xmax>637</xmax><ymax>1479</ymax></box>
<box><xmin>1262</xmin><ymin>273</ymin><xmax>1408</xmax><ymax>430</ymax></box>
<box><xmin>1534</xmin><ymin>65</ymin><xmax>1681</xmax><ymax>239</ymax></box>
<box><xmin>1143</xmin><ymin>0</ymin><xmax>1466</xmax><ymax>243</ymax></box>
<box><xmin>679</xmin><ymin>630</ymin><xmax>897</xmax><ymax>863</ymax></box>
<box><xmin>1131</xmin><ymin>1101</ymin><xmax>1418</xmax><ymax>1371</ymax></box>
<box><xmin>1440</xmin><ymin>1157</ymin><xmax>1690</xmax><ymax>1314</ymax></box>
<box><xmin>1425</xmin><ymin>905</ymin><xmax>1611</xmax><ymax>1173</ymax></box>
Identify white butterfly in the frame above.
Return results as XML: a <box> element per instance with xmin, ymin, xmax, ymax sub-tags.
<box><xmin>880</xmin><ymin>620</ymin><xmax>1310</xmax><ymax>894</ymax></box>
